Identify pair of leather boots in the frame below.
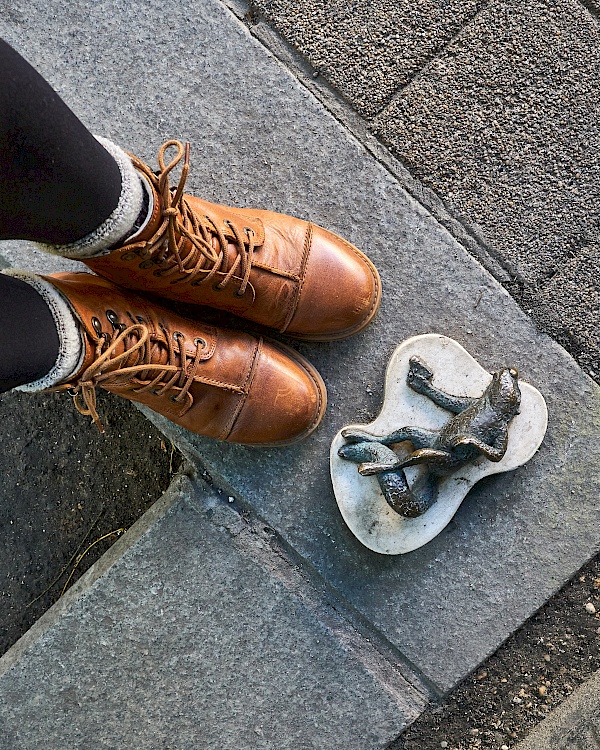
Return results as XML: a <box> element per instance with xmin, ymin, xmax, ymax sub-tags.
<box><xmin>38</xmin><ymin>141</ymin><xmax>381</xmax><ymax>446</ymax></box>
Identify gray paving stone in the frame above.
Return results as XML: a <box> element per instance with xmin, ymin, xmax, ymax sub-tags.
<box><xmin>248</xmin><ymin>0</ymin><xmax>482</xmax><ymax>117</ymax></box>
<box><xmin>245</xmin><ymin>0</ymin><xmax>600</xmax><ymax>378</ymax></box>
<box><xmin>372</xmin><ymin>0</ymin><xmax>600</xmax><ymax>376</ymax></box>
<box><xmin>2</xmin><ymin>0</ymin><xmax>599</xmax><ymax>695</ymax></box>
<box><xmin>515</xmin><ymin>669</ymin><xmax>600</xmax><ymax>750</ymax></box>
<box><xmin>149</xmin><ymin>298</ymin><xmax>600</xmax><ymax>694</ymax></box>
<box><xmin>0</xmin><ymin>476</ymin><xmax>425</xmax><ymax>748</ymax></box>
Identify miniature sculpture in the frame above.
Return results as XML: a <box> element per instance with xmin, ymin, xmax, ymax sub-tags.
<box><xmin>329</xmin><ymin>334</ymin><xmax>548</xmax><ymax>555</ymax></box>
<box><xmin>338</xmin><ymin>356</ymin><xmax>521</xmax><ymax>518</ymax></box>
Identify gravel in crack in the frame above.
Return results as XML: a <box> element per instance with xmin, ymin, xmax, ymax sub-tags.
<box><xmin>391</xmin><ymin>555</ymin><xmax>600</xmax><ymax>749</ymax></box>
<box><xmin>0</xmin><ymin>389</ymin><xmax>181</xmax><ymax>657</ymax></box>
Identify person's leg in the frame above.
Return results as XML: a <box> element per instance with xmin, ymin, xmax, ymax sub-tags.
<box><xmin>0</xmin><ymin>274</ymin><xmax>61</xmax><ymax>392</ymax></box>
<box><xmin>0</xmin><ymin>39</ymin><xmax>147</xmax><ymax>393</ymax></box>
<box><xmin>0</xmin><ymin>38</ymin><xmax>146</xmax><ymax>248</ymax></box>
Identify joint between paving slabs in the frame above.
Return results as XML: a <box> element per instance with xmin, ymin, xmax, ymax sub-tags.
<box><xmin>578</xmin><ymin>0</ymin><xmax>600</xmax><ymax>21</ymax></box>
<box><xmin>220</xmin><ymin>0</ymin><xmax>600</xmax><ymax>387</ymax></box>
<box><xmin>363</xmin><ymin>0</ymin><xmax>495</xmax><ymax>115</ymax></box>
<box><xmin>219</xmin><ymin>0</ymin><xmax>525</xmax><ymax>296</ymax></box>
<box><xmin>180</xmin><ymin>462</ymin><xmax>437</xmax><ymax>708</ymax></box>
<box><xmin>0</xmin><ymin>472</ymin><xmax>187</xmax><ymax>680</ymax></box>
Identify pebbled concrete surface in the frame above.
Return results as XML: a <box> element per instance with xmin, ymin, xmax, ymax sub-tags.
<box><xmin>248</xmin><ymin>0</ymin><xmax>485</xmax><ymax>117</ymax></box>
<box><xmin>515</xmin><ymin>667</ymin><xmax>600</xmax><ymax>750</ymax></box>
<box><xmin>0</xmin><ymin>476</ymin><xmax>426</xmax><ymax>749</ymax></box>
<box><xmin>372</xmin><ymin>0</ymin><xmax>600</xmax><ymax>378</ymax></box>
<box><xmin>248</xmin><ymin>0</ymin><xmax>600</xmax><ymax>380</ymax></box>
<box><xmin>1</xmin><ymin>0</ymin><xmax>599</xmax><ymax>696</ymax></box>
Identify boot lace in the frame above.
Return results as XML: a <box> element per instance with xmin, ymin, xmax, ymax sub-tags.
<box><xmin>127</xmin><ymin>141</ymin><xmax>257</xmax><ymax>296</ymax></box>
<box><xmin>57</xmin><ymin>319</ymin><xmax>231</xmax><ymax>433</ymax></box>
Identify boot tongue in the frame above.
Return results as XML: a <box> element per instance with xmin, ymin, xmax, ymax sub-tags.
<box><xmin>126</xmin><ymin>177</ymin><xmax>264</xmax><ymax>278</ymax></box>
<box><xmin>158</xmin><ymin>220</ymin><xmax>237</xmax><ymax>276</ymax></box>
<box><xmin>104</xmin><ymin>328</ymin><xmax>152</xmax><ymax>376</ymax></box>
<box><xmin>148</xmin><ymin>337</ymin><xmax>170</xmax><ymax>368</ymax></box>
<box><xmin>188</xmin><ymin>196</ymin><xmax>265</xmax><ymax>245</ymax></box>
<box><xmin>211</xmin><ymin>234</ymin><xmax>236</xmax><ymax>266</ymax></box>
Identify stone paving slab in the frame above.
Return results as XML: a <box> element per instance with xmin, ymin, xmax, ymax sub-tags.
<box><xmin>249</xmin><ymin>0</ymin><xmax>483</xmax><ymax>117</ymax></box>
<box><xmin>0</xmin><ymin>476</ymin><xmax>425</xmax><ymax>749</ymax></box>
<box><xmin>372</xmin><ymin>0</ymin><xmax>600</xmax><ymax>376</ymax></box>
<box><xmin>515</xmin><ymin>669</ymin><xmax>600</xmax><ymax>750</ymax></box>
<box><xmin>150</xmin><ymin>308</ymin><xmax>600</xmax><ymax>695</ymax></box>
<box><xmin>2</xmin><ymin>0</ymin><xmax>600</xmax><ymax>696</ymax></box>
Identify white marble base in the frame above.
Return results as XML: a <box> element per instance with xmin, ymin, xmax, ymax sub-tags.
<box><xmin>330</xmin><ymin>334</ymin><xmax>548</xmax><ymax>555</ymax></box>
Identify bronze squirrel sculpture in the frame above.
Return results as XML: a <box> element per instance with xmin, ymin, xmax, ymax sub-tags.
<box><xmin>338</xmin><ymin>356</ymin><xmax>521</xmax><ymax>518</ymax></box>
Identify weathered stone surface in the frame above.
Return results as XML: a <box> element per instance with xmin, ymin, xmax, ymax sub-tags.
<box><xmin>150</xmin><ymin>301</ymin><xmax>600</xmax><ymax>694</ymax></box>
<box><xmin>372</xmin><ymin>0</ymin><xmax>600</xmax><ymax>376</ymax></box>
<box><xmin>0</xmin><ymin>477</ymin><xmax>426</xmax><ymax>749</ymax></box>
<box><xmin>515</xmin><ymin>669</ymin><xmax>600</xmax><ymax>750</ymax></box>
<box><xmin>2</xmin><ymin>0</ymin><xmax>599</xmax><ymax>695</ymax></box>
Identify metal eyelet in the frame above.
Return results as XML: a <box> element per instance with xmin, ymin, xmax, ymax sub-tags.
<box><xmin>139</xmin><ymin>259</ymin><xmax>154</xmax><ymax>270</ymax></box>
<box><xmin>194</xmin><ymin>337</ymin><xmax>207</xmax><ymax>349</ymax></box>
<box><xmin>152</xmin><ymin>389</ymin><xmax>162</xmax><ymax>396</ymax></box>
<box><xmin>136</xmin><ymin>316</ymin><xmax>146</xmax><ymax>324</ymax></box>
<box><xmin>234</xmin><ymin>289</ymin><xmax>245</xmax><ymax>298</ymax></box>
<box><xmin>105</xmin><ymin>309</ymin><xmax>120</xmax><ymax>327</ymax></box>
<box><xmin>169</xmin><ymin>394</ymin><xmax>180</xmax><ymax>403</ymax></box>
<box><xmin>121</xmin><ymin>251</ymin><xmax>138</xmax><ymax>262</ymax></box>
<box><xmin>244</xmin><ymin>227</ymin><xmax>254</xmax><ymax>237</ymax></box>
<box><xmin>173</xmin><ymin>331</ymin><xmax>184</xmax><ymax>341</ymax></box>
<box><xmin>91</xmin><ymin>317</ymin><xmax>103</xmax><ymax>335</ymax></box>
<box><xmin>212</xmin><ymin>283</ymin><xmax>223</xmax><ymax>293</ymax></box>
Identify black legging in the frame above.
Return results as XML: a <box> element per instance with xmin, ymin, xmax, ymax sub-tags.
<box><xmin>0</xmin><ymin>38</ymin><xmax>122</xmax><ymax>243</ymax></box>
<box><xmin>0</xmin><ymin>39</ymin><xmax>125</xmax><ymax>389</ymax></box>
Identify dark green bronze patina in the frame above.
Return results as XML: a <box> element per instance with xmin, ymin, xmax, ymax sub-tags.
<box><xmin>338</xmin><ymin>356</ymin><xmax>521</xmax><ymax>518</ymax></box>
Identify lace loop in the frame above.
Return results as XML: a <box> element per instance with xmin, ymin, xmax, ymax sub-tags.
<box><xmin>64</xmin><ymin>320</ymin><xmax>208</xmax><ymax>433</ymax></box>
<box><xmin>127</xmin><ymin>141</ymin><xmax>256</xmax><ymax>296</ymax></box>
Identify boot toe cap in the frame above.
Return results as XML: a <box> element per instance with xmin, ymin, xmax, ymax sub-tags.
<box><xmin>227</xmin><ymin>340</ymin><xmax>326</xmax><ymax>446</ymax></box>
<box><xmin>286</xmin><ymin>225</ymin><xmax>381</xmax><ymax>340</ymax></box>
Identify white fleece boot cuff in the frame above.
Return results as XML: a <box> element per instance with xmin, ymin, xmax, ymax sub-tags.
<box><xmin>3</xmin><ymin>271</ymin><xmax>85</xmax><ymax>392</ymax></box>
<box><xmin>41</xmin><ymin>136</ymin><xmax>144</xmax><ymax>259</ymax></box>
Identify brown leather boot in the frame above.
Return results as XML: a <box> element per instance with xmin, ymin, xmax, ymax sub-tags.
<box><xmin>42</xmin><ymin>272</ymin><xmax>326</xmax><ymax>446</ymax></box>
<box><xmin>84</xmin><ymin>141</ymin><xmax>381</xmax><ymax>341</ymax></box>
